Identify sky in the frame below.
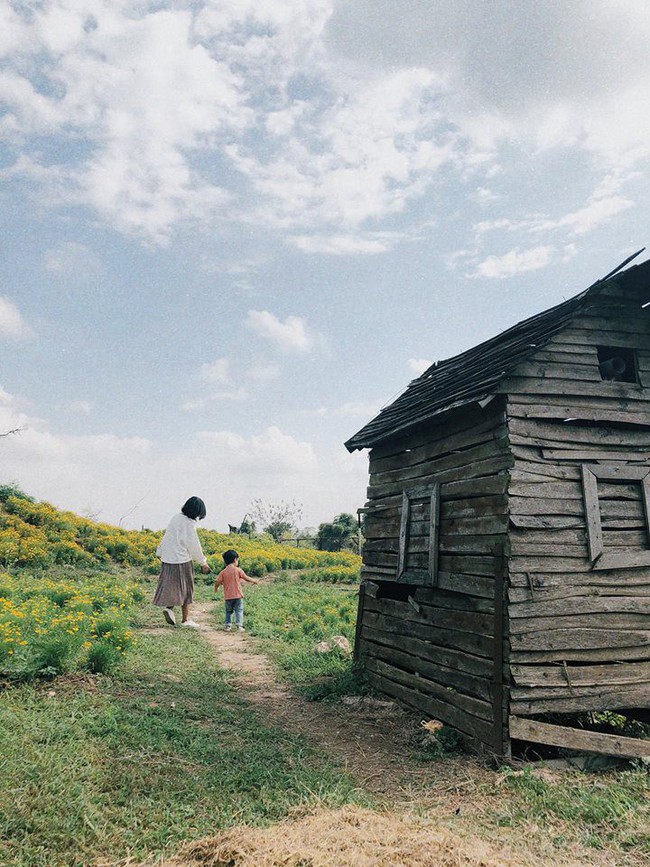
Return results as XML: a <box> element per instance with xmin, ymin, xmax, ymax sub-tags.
<box><xmin>1</xmin><ymin>0</ymin><xmax>650</xmax><ymax>532</ymax></box>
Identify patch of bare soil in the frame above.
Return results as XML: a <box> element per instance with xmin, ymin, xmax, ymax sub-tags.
<box><xmin>145</xmin><ymin>603</ymin><xmax>633</xmax><ymax>867</ymax></box>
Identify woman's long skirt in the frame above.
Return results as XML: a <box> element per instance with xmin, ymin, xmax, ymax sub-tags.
<box><xmin>152</xmin><ymin>561</ymin><xmax>195</xmax><ymax>607</ymax></box>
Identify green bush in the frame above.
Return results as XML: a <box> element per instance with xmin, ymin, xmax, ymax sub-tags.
<box><xmin>86</xmin><ymin>639</ymin><xmax>122</xmax><ymax>673</ymax></box>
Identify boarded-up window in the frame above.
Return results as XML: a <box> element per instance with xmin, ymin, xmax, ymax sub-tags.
<box><xmin>581</xmin><ymin>465</ymin><xmax>650</xmax><ymax>569</ymax></box>
<box><xmin>397</xmin><ymin>484</ymin><xmax>440</xmax><ymax>585</ymax></box>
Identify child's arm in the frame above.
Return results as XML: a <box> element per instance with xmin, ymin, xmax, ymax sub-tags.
<box><xmin>239</xmin><ymin>567</ymin><xmax>260</xmax><ymax>585</ymax></box>
<box><xmin>213</xmin><ymin>573</ymin><xmax>224</xmax><ymax>593</ymax></box>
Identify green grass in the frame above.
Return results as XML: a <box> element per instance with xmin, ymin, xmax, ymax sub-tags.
<box><xmin>238</xmin><ymin>575</ymin><xmax>368</xmax><ymax>700</ymax></box>
<box><xmin>493</xmin><ymin>765</ymin><xmax>650</xmax><ymax>856</ymax></box>
<box><xmin>0</xmin><ymin>614</ymin><xmax>367</xmax><ymax>866</ymax></box>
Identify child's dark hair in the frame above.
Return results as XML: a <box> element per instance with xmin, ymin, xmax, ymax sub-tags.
<box><xmin>222</xmin><ymin>549</ymin><xmax>238</xmax><ymax>565</ymax></box>
<box><xmin>181</xmin><ymin>497</ymin><xmax>207</xmax><ymax>521</ymax></box>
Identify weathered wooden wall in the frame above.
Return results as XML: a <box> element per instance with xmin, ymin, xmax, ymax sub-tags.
<box><xmin>357</xmin><ymin>400</ymin><xmax>511</xmax><ymax>752</ymax></box>
<box><xmin>502</xmin><ymin>275</ymin><xmax>650</xmax><ymax>718</ymax></box>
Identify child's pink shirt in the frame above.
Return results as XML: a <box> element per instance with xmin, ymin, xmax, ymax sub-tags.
<box><xmin>215</xmin><ymin>563</ymin><xmax>249</xmax><ymax>600</ymax></box>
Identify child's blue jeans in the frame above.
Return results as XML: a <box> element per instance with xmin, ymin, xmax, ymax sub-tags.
<box><xmin>225</xmin><ymin>597</ymin><xmax>244</xmax><ymax>626</ymax></box>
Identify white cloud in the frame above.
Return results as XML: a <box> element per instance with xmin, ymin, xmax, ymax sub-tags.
<box><xmin>246</xmin><ymin>310</ymin><xmax>316</xmax><ymax>353</ymax></box>
<box><xmin>200</xmin><ymin>358</ymin><xmax>230</xmax><ymax>385</ymax></box>
<box><xmin>197</xmin><ymin>425</ymin><xmax>317</xmax><ymax>475</ymax></box>
<box><xmin>0</xmin><ymin>296</ymin><xmax>31</xmax><ymax>338</ymax></box>
<box><xmin>182</xmin><ymin>388</ymin><xmax>248</xmax><ymax>411</ymax></box>
<box><xmin>69</xmin><ymin>401</ymin><xmax>93</xmax><ymax>416</ymax></box>
<box><xmin>473</xmin><ymin>245</ymin><xmax>555</xmax><ymax>279</ymax></box>
<box><xmin>302</xmin><ymin>402</ymin><xmax>381</xmax><ymax>419</ymax></box>
<box><xmin>247</xmin><ymin>361</ymin><xmax>281</xmax><ymax>382</ymax></box>
<box><xmin>290</xmin><ymin>232</ymin><xmax>399</xmax><ymax>255</ymax></box>
<box><xmin>408</xmin><ymin>358</ymin><xmax>432</xmax><ymax>375</ymax></box>
<box><xmin>0</xmin><ymin>390</ymin><xmax>366</xmax><ymax>529</ymax></box>
<box><xmin>44</xmin><ymin>242</ymin><xmax>102</xmax><ymax>276</ymax></box>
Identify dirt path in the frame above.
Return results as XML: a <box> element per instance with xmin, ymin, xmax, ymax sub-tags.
<box><xmin>166</xmin><ymin>602</ymin><xmax>636</xmax><ymax>867</ymax></box>
<box><xmin>191</xmin><ymin>602</ymin><xmax>485</xmax><ymax>809</ymax></box>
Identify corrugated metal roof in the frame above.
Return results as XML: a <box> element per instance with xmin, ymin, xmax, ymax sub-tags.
<box><xmin>345</xmin><ymin>252</ymin><xmax>648</xmax><ymax>452</ymax></box>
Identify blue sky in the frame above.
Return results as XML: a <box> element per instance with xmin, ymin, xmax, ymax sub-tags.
<box><xmin>2</xmin><ymin>0</ymin><xmax>650</xmax><ymax>531</ymax></box>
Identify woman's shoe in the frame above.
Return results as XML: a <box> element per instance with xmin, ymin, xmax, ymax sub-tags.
<box><xmin>163</xmin><ymin>608</ymin><xmax>176</xmax><ymax>626</ymax></box>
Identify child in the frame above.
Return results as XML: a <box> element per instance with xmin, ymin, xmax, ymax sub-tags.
<box><xmin>153</xmin><ymin>496</ymin><xmax>211</xmax><ymax>628</ymax></box>
<box><xmin>214</xmin><ymin>549</ymin><xmax>259</xmax><ymax>631</ymax></box>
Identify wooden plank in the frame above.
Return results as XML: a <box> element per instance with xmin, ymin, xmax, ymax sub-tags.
<box><xmin>368</xmin><ymin>400</ymin><xmax>505</xmax><ymax>462</ymax></box>
<box><xmin>511</xmin><ymin>686</ymin><xmax>650</xmax><ymax>715</ymax></box>
<box><xmin>441</xmin><ymin>515</ymin><xmax>510</xmax><ymax>535</ymax></box>
<box><xmin>365</xmin><ymin>670</ymin><xmax>494</xmax><ymax>749</ymax></box>
<box><xmin>594</xmin><ymin>550</ymin><xmax>650</xmax><ymax>571</ymax></box>
<box><xmin>369</xmin><ymin>436</ymin><xmax>511</xmax><ymax>487</ymax></box>
<box><xmin>509</xmin><ymin>514</ymin><xmax>584</xmax><ymax>530</ymax></box>
<box><xmin>511</xmin><ymin>645</ymin><xmax>650</xmax><ymax>663</ymax></box>
<box><xmin>542</xmin><ymin>448</ymin><xmax>650</xmax><ymax>462</ymax></box>
<box><xmin>364</xmin><ymin>657</ymin><xmax>493</xmax><ymax>722</ymax></box>
<box><xmin>507</xmin><ymin>398</ymin><xmax>650</xmax><ymax>427</ymax></box>
<box><xmin>508</xmin><ymin>416</ymin><xmax>650</xmax><ymax>447</ymax></box>
<box><xmin>509</xmin><ymin>556</ymin><xmax>589</xmax><ymax>573</ymax></box>
<box><xmin>510</xmin><ymin>495</ymin><xmax>642</xmax><ymax>518</ymax></box>
<box><xmin>508</xmin><ymin>716</ymin><xmax>650</xmax><ymax>760</ymax></box>
<box><xmin>501</xmin><ymin>376</ymin><xmax>650</xmax><ymax>401</ymax></box>
<box><xmin>437</xmin><ymin>571</ymin><xmax>495</xmax><ymax>598</ymax></box>
<box><xmin>364</xmin><ymin>595</ymin><xmax>495</xmax><ymax>637</ymax></box>
<box><xmin>510</xmin><ymin>660</ymin><xmax>650</xmax><ymax>688</ymax></box>
<box><xmin>509</xmin><ymin>570</ymin><xmax>650</xmax><ymax>588</ymax></box>
<box><xmin>510</xmin><ymin>628</ymin><xmax>650</xmax><ymax>652</ymax></box>
<box><xmin>397</xmin><ymin>490</ymin><xmax>409</xmax><ymax>578</ymax></box>
<box><xmin>509</xmin><ymin>612</ymin><xmax>650</xmax><ymax>635</ymax></box>
<box><xmin>508</xmin><ymin>583</ymin><xmax>650</xmax><ymax>603</ymax></box>
<box><xmin>353</xmin><ymin>582</ymin><xmax>367</xmax><ymax>664</ymax></box>
<box><xmin>441</xmin><ymin>495</ymin><xmax>509</xmax><ymax>518</ymax></box>
<box><xmin>530</xmin><ymin>349</ymin><xmax>598</xmax><ymax>365</ymax></box>
<box><xmin>438</xmin><ymin>554</ymin><xmax>498</xmax><ymax>577</ymax></box>
<box><xmin>546</xmin><ymin>326</ymin><xmax>650</xmax><ymax>345</ymax></box>
<box><xmin>511</xmin><ymin>361</ymin><xmax>601</xmax><ymax>382</ymax></box>
<box><xmin>439</xmin><ymin>534</ymin><xmax>508</xmax><ymax>555</ymax></box>
<box><xmin>493</xmin><ymin>543</ymin><xmax>507</xmax><ymax>758</ymax></box>
<box><xmin>366</xmin><ymin>455</ymin><xmax>514</xmax><ymax>499</ymax></box>
<box><xmin>413</xmin><ymin>586</ymin><xmax>494</xmax><ymax>613</ymax></box>
<box><xmin>510</xmin><ymin>480</ymin><xmax>583</xmax><ymax>499</ymax></box>
<box><xmin>429</xmin><ymin>483</ymin><xmax>440</xmax><ymax>586</ymax></box>
<box><xmin>362</xmin><ymin>640</ymin><xmax>492</xmax><ymax>701</ymax></box>
<box><xmin>509</xmin><ymin>595</ymin><xmax>650</xmax><ymax>619</ymax></box>
<box><xmin>363</xmin><ymin>610</ymin><xmax>494</xmax><ymax>657</ymax></box>
<box><xmin>570</xmin><ymin>314</ymin><xmax>650</xmax><ymax>335</ymax></box>
<box><xmin>510</xmin><ymin>463</ymin><xmax>581</xmax><ymax>482</ymax></box>
<box><xmin>360</xmin><ymin>625</ymin><xmax>493</xmax><ymax>677</ymax></box>
<box><xmin>369</xmin><ymin>417</ymin><xmax>507</xmax><ymax>474</ymax></box>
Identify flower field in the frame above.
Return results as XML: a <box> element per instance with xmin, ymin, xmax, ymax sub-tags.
<box><xmin>0</xmin><ymin>487</ymin><xmax>361</xmax><ymax>681</ymax></box>
<box><xmin>0</xmin><ymin>571</ymin><xmax>143</xmax><ymax>679</ymax></box>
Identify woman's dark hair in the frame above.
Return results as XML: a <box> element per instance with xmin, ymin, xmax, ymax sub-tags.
<box><xmin>222</xmin><ymin>549</ymin><xmax>238</xmax><ymax>564</ymax></box>
<box><xmin>181</xmin><ymin>497</ymin><xmax>207</xmax><ymax>521</ymax></box>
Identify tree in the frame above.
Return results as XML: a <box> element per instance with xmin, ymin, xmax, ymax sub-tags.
<box><xmin>316</xmin><ymin>512</ymin><xmax>357</xmax><ymax>551</ymax></box>
<box><xmin>249</xmin><ymin>499</ymin><xmax>303</xmax><ymax>542</ymax></box>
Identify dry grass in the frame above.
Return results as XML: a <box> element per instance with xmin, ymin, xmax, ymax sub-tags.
<box><xmin>164</xmin><ymin>805</ymin><xmax>575</xmax><ymax>867</ymax></box>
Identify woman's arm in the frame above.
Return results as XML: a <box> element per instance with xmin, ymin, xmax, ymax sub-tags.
<box><xmin>185</xmin><ymin>522</ymin><xmax>208</xmax><ymax>566</ymax></box>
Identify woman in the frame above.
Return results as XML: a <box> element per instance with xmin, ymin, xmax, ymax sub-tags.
<box><xmin>153</xmin><ymin>496</ymin><xmax>211</xmax><ymax>628</ymax></box>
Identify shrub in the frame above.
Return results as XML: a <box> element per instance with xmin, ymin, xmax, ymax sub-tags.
<box><xmin>86</xmin><ymin>640</ymin><xmax>122</xmax><ymax>674</ymax></box>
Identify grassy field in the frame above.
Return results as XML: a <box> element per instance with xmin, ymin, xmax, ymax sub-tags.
<box><xmin>1</xmin><ymin>493</ymin><xmax>649</xmax><ymax>866</ymax></box>
<box><xmin>0</xmin><ymin>587</ymin><xmax>368</xmax><ymax>866</ymax></box>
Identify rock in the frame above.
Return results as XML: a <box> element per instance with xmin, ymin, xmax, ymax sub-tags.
<box><xmin>313</xmin><ymin>635</ymin><xmax>352</xmax><ymax>655</ymax></box>
<box><xmin>330</xmin><ymin>635</ymin><xmax>351</xmax><ymax>654</ymax></box>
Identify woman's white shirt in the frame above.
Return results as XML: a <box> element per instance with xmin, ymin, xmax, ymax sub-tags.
<box><xmin>156</xmin><ymin>513</ymin><xmax>207</xmax><ymax>565</ymax></box>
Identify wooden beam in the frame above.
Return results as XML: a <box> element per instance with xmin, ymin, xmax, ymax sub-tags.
<box><xmin>509</xmin><ymin>715</ymin><xmax>650</xmax><ymax>760</ymax></box>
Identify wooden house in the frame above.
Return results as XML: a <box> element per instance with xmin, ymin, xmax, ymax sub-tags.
<box><xmin>345</xmin><ymin>253</ymin><xmax>650</xmax><ymax>759</ymax></box>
